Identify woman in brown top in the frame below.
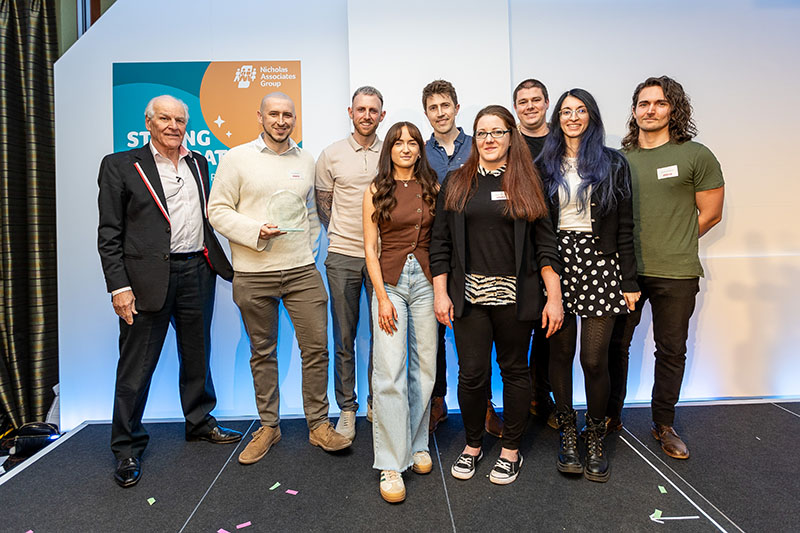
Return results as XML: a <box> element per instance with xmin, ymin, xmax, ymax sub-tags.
<box><xmin>362</xmin><ymin>122</ymin><xmax>439</xmax><ymax>503</ymax></box>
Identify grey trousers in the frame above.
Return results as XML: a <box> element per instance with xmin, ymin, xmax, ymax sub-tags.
<box><xmin>233</xmin><ymin>264</ymin><xmax>330</xmax><ymax>430</ymax></box>
<box><xmin>324</xmin><ymin>252</ymin><xmax>374</xmax><ymax>411</ymax></box>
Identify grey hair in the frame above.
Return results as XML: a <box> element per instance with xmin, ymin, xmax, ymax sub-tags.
<box><xmin>144</xmin><ymin>95</ymin><xmax>189</xmax><ymax>121</ymax></box>
<box><xmin>351</xmin><ymin>86</ymin><xmax>383</xmax><ymax>106</ymax></box>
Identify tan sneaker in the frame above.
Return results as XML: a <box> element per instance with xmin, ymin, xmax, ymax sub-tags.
<box><xmin>335</xmin><ymin>410</ymin><xmax>356</xmax><ymax>441</ymax></box>
<box><xmin>309</xmin><ymin>421</ymin><xmax>352</xmax><ymax>451</ymax></box>
<box><xmin>379</xmin><ymin>470</ymin><xmax>405</xmax><ymax>503</ymax></box>
<box><xmin>411</xmin><ymin>451</ymin><xmax>432</xmax><ymax>474</ymax></box>
<box><xmin>238</xmin><ymin>425</ymin><xmax>281</xmax><ymax>465</ymax></box>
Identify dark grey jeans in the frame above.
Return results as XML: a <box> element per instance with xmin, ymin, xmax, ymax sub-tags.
<box><xmin>325</xmin><ymin>252</ymin><xmax>373</xmax><ymax>412</ymax></box>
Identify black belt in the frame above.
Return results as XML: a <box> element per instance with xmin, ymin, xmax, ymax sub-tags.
<box><xmin>170</xmin><ymin>251</ymin><xmax>203</xmax><ymax>261</ymax></box>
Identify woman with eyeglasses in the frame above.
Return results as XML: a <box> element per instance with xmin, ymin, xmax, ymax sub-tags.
<box><xmin>430</xmin><ymin>105</ymin><xmax>563</xmax><ymax>485</ymax></box>
<box><xmin>363</xmin><ymin>121</ymin><xmax>439</xmax><ymax>503</ymax></box>
<box><xmin>537</xmin><ymin>89</ymin><xmax>640</xmax><ymax>482</ymax></box>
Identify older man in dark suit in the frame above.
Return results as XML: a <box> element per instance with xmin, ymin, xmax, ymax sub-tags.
<box><xmin>97</xmin><ymin>94</ymin><xmax>241</xmax><ymax>488</ymax></box>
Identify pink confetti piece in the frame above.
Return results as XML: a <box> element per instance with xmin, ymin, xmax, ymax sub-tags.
<box><xmin>236</xmin><ymin>522</ymin><xmax>252</xmax><ymax>529</ymax></box>
<box><xmin>25</xmin><ymin>530</ymin><xmax>34</xmax><ymax>533</ymax></box>
<box><xmin>286</xmin><ymin>489</ymin><xmax>298</xmax><ymax>495</ymax></box>
<box><xmin>218</xmin><ymin>529</ymin><xmax>230</xmax><ymax>533</ymax></box>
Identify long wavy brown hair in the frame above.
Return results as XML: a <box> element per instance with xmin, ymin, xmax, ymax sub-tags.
<box><xmin>444</xmin><ymin>105</ymin><xmax>547</xmax><ymax>221</ymax></box>
<box><xmin>371</xmin><ymin>122</ymin><xmax>438</xmax><ymax>225</ymax></box>
<box><xmin>621</xmin><ymin>75</ymin><xmax>697</xmax><ymax>150</ymax></box>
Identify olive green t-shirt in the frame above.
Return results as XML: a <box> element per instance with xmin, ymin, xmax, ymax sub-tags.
<box><xmin>624</xmin><ymin>141</ymin><xmax>724</xmax><ymax>279</ymax></box>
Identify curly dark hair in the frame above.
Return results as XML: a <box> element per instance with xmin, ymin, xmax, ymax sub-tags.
<box><xmin>444</xmin><ymin>105</ymin><xmax>548</xmax><ymax>221</ymax></box>
<box><xmin>621</xmin><ymin>76</ymin><xmax>697</xmax><ymax>150</ymax></box>
<box><xmin>371</xmin><ymin>122</ymin><xmax>438</xmax><ymax>225</ymax></box>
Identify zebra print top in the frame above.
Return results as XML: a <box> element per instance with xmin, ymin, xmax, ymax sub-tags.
<box><xmin>464</xmin><ymin>273</ymin><xmax>516</xmax><ymax>305</ymax></box>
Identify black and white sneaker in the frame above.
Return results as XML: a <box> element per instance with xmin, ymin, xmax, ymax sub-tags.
<box><xmin>489</xmin><ymin>453</ymin><xmax>523</xmax><ymax>485</ymax></box>
<box><xmin>451</xmin><ymin>451</ymin><xmax>483</xmax><ymax>480</ymax></box>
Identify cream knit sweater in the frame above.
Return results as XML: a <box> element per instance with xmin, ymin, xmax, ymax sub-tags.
<box><xmin>208</xmin><ymin>136</ymin><xmax>320</xmax><ymax>272</ymax></box>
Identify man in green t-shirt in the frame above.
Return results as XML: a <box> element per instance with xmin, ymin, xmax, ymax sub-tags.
<box><xmin>606</xmin><ymin>76</ymin><xmax>725</xmax><ymax>460</ymax></box>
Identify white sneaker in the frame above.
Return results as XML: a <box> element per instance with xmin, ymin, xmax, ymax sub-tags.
<box><xmin>335</xmin><ymin>410</ymin><xmax>356</xmax><ymax>441</ymax></box>
<box><xmin>412</xmin><ymin>451</ymin><xmax>432</xmax><ymax>474</ymax></box>
<box><xmin>379</xmin><ymin>470</ymin><xmax>405</xmax><ymax>503</ymax></box>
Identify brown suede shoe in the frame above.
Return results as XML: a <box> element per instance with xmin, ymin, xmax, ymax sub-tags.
<box><xmin>429</xmin><ymin>396</ymin><xmax>448</xmax><ymax>433</ymax></box>
<box><xmin>309</xmin><ymin>421</ymin><xmax>352</xmax><ymax>452</ymax></box>
<box><xmin>485</xmin><ymin>400</ymin><xmax>503</xmax><ymax>438</ymax></box>
<box><xmin>238</xmin><ymin>425</ymin><xmax>281</xmax><ymax>465</ymax></box>
<box><xmin>651</xmin><ymin>423</ymin><xmax>690</xmax><ymax>459</ymax></box>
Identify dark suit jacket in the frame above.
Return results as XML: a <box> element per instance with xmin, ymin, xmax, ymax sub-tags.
<box><xmin>97</xmin><ymin>144</ymin><xmax>233</xmax><ymax>312</ymax></box>
<box><xmin>539</xmin><ymin>150</ymin><xmax>639</xmax><ymax>293</ymax></box>
<box><xmin>429</xmin><ymin>174</ymin><xmax>562</xmax><ymax>322</ymax></box>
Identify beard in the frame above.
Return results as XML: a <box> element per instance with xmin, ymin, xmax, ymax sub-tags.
<box><xmin>263</xmin><ymin>125</ymin><xmax>292</xmax><ymax>145</ymax></box>
<box><xmin>353</xmin><ymin>120</ymin><xmax>378</xmax><ymax>138</ymax></box>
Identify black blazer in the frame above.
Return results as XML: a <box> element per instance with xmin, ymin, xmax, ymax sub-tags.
<box><xmin>540</xmin><ymin>150</ymin><xmax>639</xmax><ymax>293</ymax></box>
<box><xmin>429</xmin><ymin>174</ymin><xmax>561</xmax><ymax>321</ymax></box>
<box><xmin>97</xmin><ymin>144</ymin><xmax>233</xmax><ymax>312</ymax></box>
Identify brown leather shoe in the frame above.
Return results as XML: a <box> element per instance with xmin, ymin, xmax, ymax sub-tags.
<box><xmin>651</xmin><ymin>423</ymin><xmax>690</xmax><ymax>459</ymax></box>
<box><xmin>530</xmin><ymin>395</ymin><xmax>558</xmax><ymax>429</ymax></box>
<box><xmin>606</xmin><ymin>416</ymin><xmax>623</xmax><ymax>434</ymax></box>
<box><xmin>429</xmin><ymin>396</ymin><xmax>448</xmax><ymax>433</ymax></box>
<box><xmin>485</xmin><ymin>400</ymin><xmax>503</xmax><ymax>438</ymax></box>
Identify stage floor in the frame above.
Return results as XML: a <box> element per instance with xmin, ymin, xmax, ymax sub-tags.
<box><xmin>1</xmin><ymin>402</ymin><xmax>797</xmax><ymax>532</ymax></box>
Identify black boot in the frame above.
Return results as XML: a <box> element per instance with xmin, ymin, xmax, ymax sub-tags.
<box><xmin>555</xmin><ymin>409</ymin><xmax>582</xmax><ymax>474</ymax></box>
<box><xmin>584</xmin><ymin>416</ymin><xmax>609</xmax><ymax>482</ymax></box>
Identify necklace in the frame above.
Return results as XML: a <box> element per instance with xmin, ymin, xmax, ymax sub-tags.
<box><xmin>397</xmin><ymin>177</ymin><xmax>415</xmax><ymax>187</ymax></box>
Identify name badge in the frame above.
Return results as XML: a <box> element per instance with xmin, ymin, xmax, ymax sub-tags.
<box><xmin>289</xmin><ymin>171</ymin><xmax>302</xmax><ymax>180</ymax></box>
<box><xmin>657</xmin><ymin>165</ymin><xmax>679</xmax><ymax>180</ymax></box>
<box><xmin>491</xmin><ymin>191</ymin><xmax>507</xmax><ymax>201</ymax></box>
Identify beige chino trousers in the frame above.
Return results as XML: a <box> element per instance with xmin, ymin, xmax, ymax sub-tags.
<box><xmin>233</xmin><ymin>263</ymin><xmax>330</xmax><ymax>429</ymax></box>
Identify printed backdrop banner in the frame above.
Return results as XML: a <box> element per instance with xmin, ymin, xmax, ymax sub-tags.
<box><xmin>113</xmin><ymin>61</ymin><xmax>302</xmax><ymax>176</ymax></box>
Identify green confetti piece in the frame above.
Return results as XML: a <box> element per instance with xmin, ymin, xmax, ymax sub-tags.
<box><xmin>147</xmin><ymin>497</ymin><xmax>156</xmax><ymax>505</ymax></box>
<box><xmin>269</xmin><ymin>482</ymin><xmax>281</xmax><ymax>491</ymax></box>
<box><xmin>653</xmin><ymin>509</ymin><xmax>662</xmax><ymax>519</ymax></box>
<box><xmin>658</xmin><ymin>485</ymin><xmax>667</xmax><ymax>494</ymax></box>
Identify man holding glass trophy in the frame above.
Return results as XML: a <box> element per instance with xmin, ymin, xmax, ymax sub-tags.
<box><xmin>208</xmin><ymin>92</ymin><xmax>352</xmax><ymax>466</ymax></box>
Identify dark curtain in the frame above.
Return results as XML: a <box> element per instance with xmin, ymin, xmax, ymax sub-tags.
<box><xmin>0</xmin><ymin>0</ymin><xmax>59</xmax><ymax>428</ymax></box>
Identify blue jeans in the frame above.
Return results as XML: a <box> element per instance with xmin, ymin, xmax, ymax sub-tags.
<box><xmin>371</xmin><ymin>255</ymin><xmax>437</xmax><ymax>471</ymax></box>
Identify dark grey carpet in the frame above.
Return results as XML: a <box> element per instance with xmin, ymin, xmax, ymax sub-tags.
<box><xmin>1</xmin><ymin>402</ymin><xmax>797</xmax><ymax>532</ymax></box>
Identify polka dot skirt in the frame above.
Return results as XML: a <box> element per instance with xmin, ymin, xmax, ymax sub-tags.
<box><xmin>557</xmin><ymin>230</ymin><xmax>628</xmax><ymax>317</ymax></box>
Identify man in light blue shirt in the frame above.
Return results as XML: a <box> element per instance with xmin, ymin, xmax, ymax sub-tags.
<box><xmin>421</xmin><ymin>80</ymin><xmax>474</xmax><ymax>433</ymax></box>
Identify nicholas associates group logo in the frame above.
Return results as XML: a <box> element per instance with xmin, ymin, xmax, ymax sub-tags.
<box><xmin>234</xmin><ymin>65</ymin><xmax>257</xmax><ymax>88</ymax></box>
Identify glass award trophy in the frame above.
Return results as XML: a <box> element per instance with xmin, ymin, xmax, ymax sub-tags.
<box><xmin>265</xmin><ymin>189</ymin><xmax>307</xmax><ymax>233</ymax></box>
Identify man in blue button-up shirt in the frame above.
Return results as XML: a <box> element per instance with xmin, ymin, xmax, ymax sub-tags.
<box><xmin>421</xmin><ymin>80</ymin><xmax>475</xmax><ymax>434</ymax></box>
<box><xmin>422</xmin><ymin>80</ymin><xmax>472</xmax><ymax>183</ymax></box>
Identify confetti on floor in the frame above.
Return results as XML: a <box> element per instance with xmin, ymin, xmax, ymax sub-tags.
<box><xmin>269</xmin><ymin>482</ymin><xmax>281</xmax><ymax>490</ymax></box>
<box><xmin>236</xmin><ymin>521</ymin><xmax>252</xmax><ymax>529</ymax></box>
<box><xmin>658</xmin><ymin>485</ymin><xmax>667</xmax><ymax>494</ymax></box>
<box><xmin>147</xmin><ymin>497</ymin><xmax>156</xmax><ymax>505</ymax></box>
<box><xmin>286</xmin><ymin>489</ymin><xmax>298</xmax><ymax>495</ymax></box>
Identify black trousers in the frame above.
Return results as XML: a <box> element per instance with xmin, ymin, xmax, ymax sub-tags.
<box><xmin>453</xmin><ymin>303</ymin><xmax>533</xmax><ymax>450</ymax></box>
<box><xmin>529</xmin><ymin>325</ymin><xmax>552</xmax><ymax>401</ymax></box>
<box><xmin>432</xmin><ymin>323</ymin><xmax>448</xmax><ymax>397</ymax></box>
<box><xmin>607</xmin><ymin>276</ymin><xmax>699</xmax><ymax>426</ymax></box>
<box><xmin>111</xmin><ymin>256</ymin><xmax>218</xmax><ymax>460</ymax></box>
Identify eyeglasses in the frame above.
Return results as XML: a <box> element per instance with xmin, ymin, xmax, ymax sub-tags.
<box><xmin>559</xmin><ymin>108</ymin><xmax>588</xmax><ymax>119</ymax></box>
<box><xmin>475</xmin><ymin>129</ymin><xmax>511</xmax><ymax>140</ymax></box>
